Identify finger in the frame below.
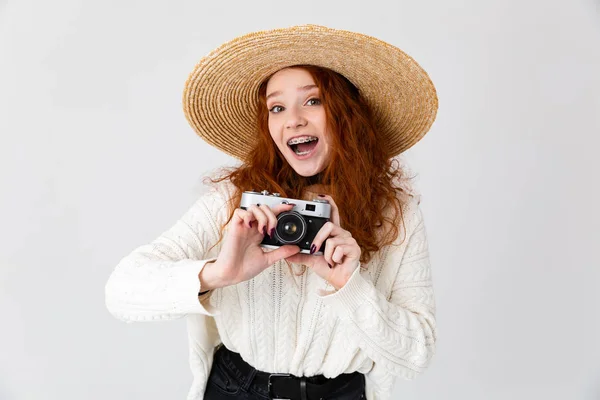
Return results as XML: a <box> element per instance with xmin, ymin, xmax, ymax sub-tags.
<box><xmin>310</xmin><ymin>222</ymin><xmax>351</xmax><ymax>255</ymax></box>
<box><xmin>248</xmin><ymin>205</ymin><xmax>269</xmax><ymax>236</ymax></box>
<box><xmin>258</xmin><ymin>204</ymin><xmax>278</xmax><ymax>238</ymax></box>
<box><xmin>234</xmin><ymin>208</ymin><xmax>255</xmax><ymax>228</ymax></box>
<box><xmin>308</xmin><ymin>255</ymin><xmax>335</xmax><ymax>278</ymax></box>
<box><xmin>317</xmin><ymin>194</ymin><xmax>340</xmax><ymax>226</ymax></box>
<box><xmin>323</xmin><ymin>237</ymin><xmax>345</xmax><ymax>265</ymax></box>
<box><xmin>271</xmin><ymin>203</ymin><xmax>296</xmax><ymax>216</ymax></box>
<box><xmin>331</xmin><ymin>244</ymin><xmax>357</xmax><ymax>264</ymax></box>
<box><xmin>284</xmin><ymin>252</ymin><xmax>311</xmax><ymax>266</ymax></box>
<box><xmin>266</xmin><ymin>245</ymin><xmax>301</xmax><ymax>265</ymax></box>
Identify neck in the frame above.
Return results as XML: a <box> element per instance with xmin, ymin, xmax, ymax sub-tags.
<box><xmin>305</xmin><ymin>172</ymin><xmax>323</xmax><ymax>186</ymax></box>
<box><xmin>302</xmin><ymin>173</ymin><xmax>328</xmax><ymax>200</ymax></box>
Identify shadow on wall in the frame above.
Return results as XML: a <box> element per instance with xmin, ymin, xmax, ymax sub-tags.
<box><xmin>587</xmin><ymin>373</ymin><xmax>600</xmax><ymax>400</ymax></box>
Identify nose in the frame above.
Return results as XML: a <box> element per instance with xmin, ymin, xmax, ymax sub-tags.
<box><xmin>285</xmin><ymin>106</ymin><xmax>307</xmax><ymax>130</ymax></box>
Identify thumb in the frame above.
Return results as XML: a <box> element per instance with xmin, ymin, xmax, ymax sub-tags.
<box><xmin>284</xmin><ymin>251</ymin><xmax>317</xmax><ymax>267</ymax></box>
<box><xmin>265</xmin><ymin>245</ymin><xmax>301</xmax><ymax>265</ymax></box>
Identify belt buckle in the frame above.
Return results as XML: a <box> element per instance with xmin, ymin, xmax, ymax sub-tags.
<box><xmin>268</xmin><ymin>373</ymin><xmax>292</xmax><ymax>400</ymax></box>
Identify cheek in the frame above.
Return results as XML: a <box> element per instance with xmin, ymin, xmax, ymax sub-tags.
<box><xmin>321</xmin><ymin>129</ymin><xmax>334</xmax><ymax>158</ymax></box>
<box><xmin>316</xmin><ymin>112</ymin><xmax>328</xmax><ymax>134</ymax></box>
<box><xmin>267</xmin><ymin>120</ymin><xmax>285</xmax><ymax>149</ymax></box>
<box><xmin>267</xmin><ymin>120</ymin><xmax>277</xmax><ymax>139</ymax></box>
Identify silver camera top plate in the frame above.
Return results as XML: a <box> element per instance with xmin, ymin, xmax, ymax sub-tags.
<box><xmin>240</xmin><ymin>191</ymin><xmax>331</xmax><ymax>219</ymax></box>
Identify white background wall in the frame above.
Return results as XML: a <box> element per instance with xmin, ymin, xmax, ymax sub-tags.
<box><xmin>1</xmin><ymin>0</ymin><xmax>599</xmax><ymax>399</ymax></box>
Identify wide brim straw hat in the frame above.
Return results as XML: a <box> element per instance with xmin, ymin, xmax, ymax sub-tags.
<box><xmin>183</xmin><ymin>24</ymin><xmax>438</xmax><ymax>161</ymax></box>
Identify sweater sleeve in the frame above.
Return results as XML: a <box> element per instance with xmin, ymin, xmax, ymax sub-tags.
<box><xmin>105</xmin><ymin>186</ymin><xmax>229</xmax><ymax>322</ymax></box>
<box><xmin>317</xmin><ymin>201</ymin><xmax>436</xmax><ymax>379</ymax></box>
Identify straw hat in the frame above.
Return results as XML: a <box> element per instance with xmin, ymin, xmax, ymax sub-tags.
<box><xmin>182</xmin><ymin>24</ymin><xmax>438</xmax><ymax>161</ymax></box>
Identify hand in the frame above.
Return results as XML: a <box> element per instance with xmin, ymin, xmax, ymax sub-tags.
<box><xmin>285</xmin><ymin>194</ymin><xmax>361</xmax><ymax>290</ymax></box>
<box><xmin>212</xmin><ymin>203</ymin><xmax>301</xmax><ymax>287</ymax></box>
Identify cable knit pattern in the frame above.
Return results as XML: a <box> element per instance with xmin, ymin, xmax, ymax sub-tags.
<box><xmin>105</xmin><ymin>179</ymin><xmax>436</xmax><ymax>400</ymax></box>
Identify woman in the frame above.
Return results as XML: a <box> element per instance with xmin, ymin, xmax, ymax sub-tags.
<box><xmin>105</xmin><ymin>24</ymin><xmax>438</xmax><ymax>400</ymax></box>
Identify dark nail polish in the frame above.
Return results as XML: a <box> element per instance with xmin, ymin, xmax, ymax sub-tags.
<box><xmin>263</xmin><ymin>227</ymin><xmax>267</xmax><ymax>236</ymax></box>
<box><xmin>249</xmin><ymin>221</ymin><xmax>253</xmax><ymax>228</ymax></box>
<box><xmin>270</xmin><ymin>228</ymin><xmax>275</xmax><ymax>238</ymax></box>
<box><xmin>310</xmin><ymin>244</ymin><xmax>316</xmax><ymax>254</ymax></box>
<box><xmin>318</xmin><ymin>194</ymin><xmax>325</xmax><ymax>197</ymax></box>
<box><xmin>328</xmin><ymin>263</ymin><xmax>332</xmax><ymax>269</ymax></box>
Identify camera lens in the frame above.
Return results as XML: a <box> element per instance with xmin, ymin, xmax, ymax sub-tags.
<box><xmin>275</xmin><ymin>211</ymin><xmax>307</xmax><ymax>244</ymax></box>
<box><xmin>283</xmin><ymin>221</ymin><xmax>297</xmax><ymax>235</ymax></box>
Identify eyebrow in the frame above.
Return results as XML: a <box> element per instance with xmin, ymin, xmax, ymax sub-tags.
<box><xmin>266</xmin><ymin>84</ymin><xmax>318</xmax><ymax>101</ymax></box>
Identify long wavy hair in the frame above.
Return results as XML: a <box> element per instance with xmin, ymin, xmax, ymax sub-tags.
<box><xmin>205</xmin><ymin>65</ymin><xmax>414</xmax><ymax>269</ymax></box>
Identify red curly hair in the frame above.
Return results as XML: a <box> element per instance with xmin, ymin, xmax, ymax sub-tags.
<box><xmin>205</xmin><ymin>65</ymin><xmax>414</xmax><ymax>266</ymax></box>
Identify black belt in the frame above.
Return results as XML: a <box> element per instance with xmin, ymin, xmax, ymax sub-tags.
<box><xmin>216</xmin><ymin>345</ymin><xmax>362</xmax><ymax>400</ymax></box>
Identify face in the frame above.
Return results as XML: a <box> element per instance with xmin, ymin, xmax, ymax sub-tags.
<box><xmin>265</xmin><ymin>68</ymin><xmax>331</xmax><ymax>177</ymax></box>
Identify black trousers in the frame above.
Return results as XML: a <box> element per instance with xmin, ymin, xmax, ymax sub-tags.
<box><xmin>204</xmin><ymin>345</ymin><xmax>366</xmax><ymax>399</ymax></box>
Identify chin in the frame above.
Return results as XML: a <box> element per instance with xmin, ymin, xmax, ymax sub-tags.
<box><xmin>288</xmin><ymin>160</ymin><xmax>325</xmax><ymax>177</ymax></box>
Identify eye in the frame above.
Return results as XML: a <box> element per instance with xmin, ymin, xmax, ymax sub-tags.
<box><xmin>306</xmin><ymin>98</ymin><xmax>321</xmax><ymax>106</ymax></box>
<box><xmin>269</xmin><ymin>105</ymin><xmax>284</xmax><ymax>113</ymax></box>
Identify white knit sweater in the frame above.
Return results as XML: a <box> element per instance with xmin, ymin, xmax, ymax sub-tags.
<box><xmin>104</xmin><ymin>180</ymin><xmax>436</xmax><ymax>400</ymax></box>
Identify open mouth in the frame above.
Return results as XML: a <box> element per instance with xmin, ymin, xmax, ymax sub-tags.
<box><xmin>287</xmin><ymin>136</ymin><xmax>319</xmax><ymax>157</ymax></box>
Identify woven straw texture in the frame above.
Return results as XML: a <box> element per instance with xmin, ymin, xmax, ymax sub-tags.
<box><xmin>182</xmin><ymin>24</ymin><xmax>438</xmax><ymax>161</ymax></box>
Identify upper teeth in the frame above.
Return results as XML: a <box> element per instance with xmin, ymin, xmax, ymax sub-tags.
<box><xmin>288</xmin><ymin>136</ymin><xmax>318</xmax><ymax>145</ymax></box>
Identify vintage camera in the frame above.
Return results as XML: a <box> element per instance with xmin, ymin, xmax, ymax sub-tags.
<box><xmin>240</xmin><ymin>190</ymin><xmax>331</xmax><ymax>255</ymax></box>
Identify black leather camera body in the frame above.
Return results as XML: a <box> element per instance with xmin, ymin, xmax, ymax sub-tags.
<box><xmin>240</xmin><ymin>190</ymin><xmax>331</xmax><ymax>255</ymax></box>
